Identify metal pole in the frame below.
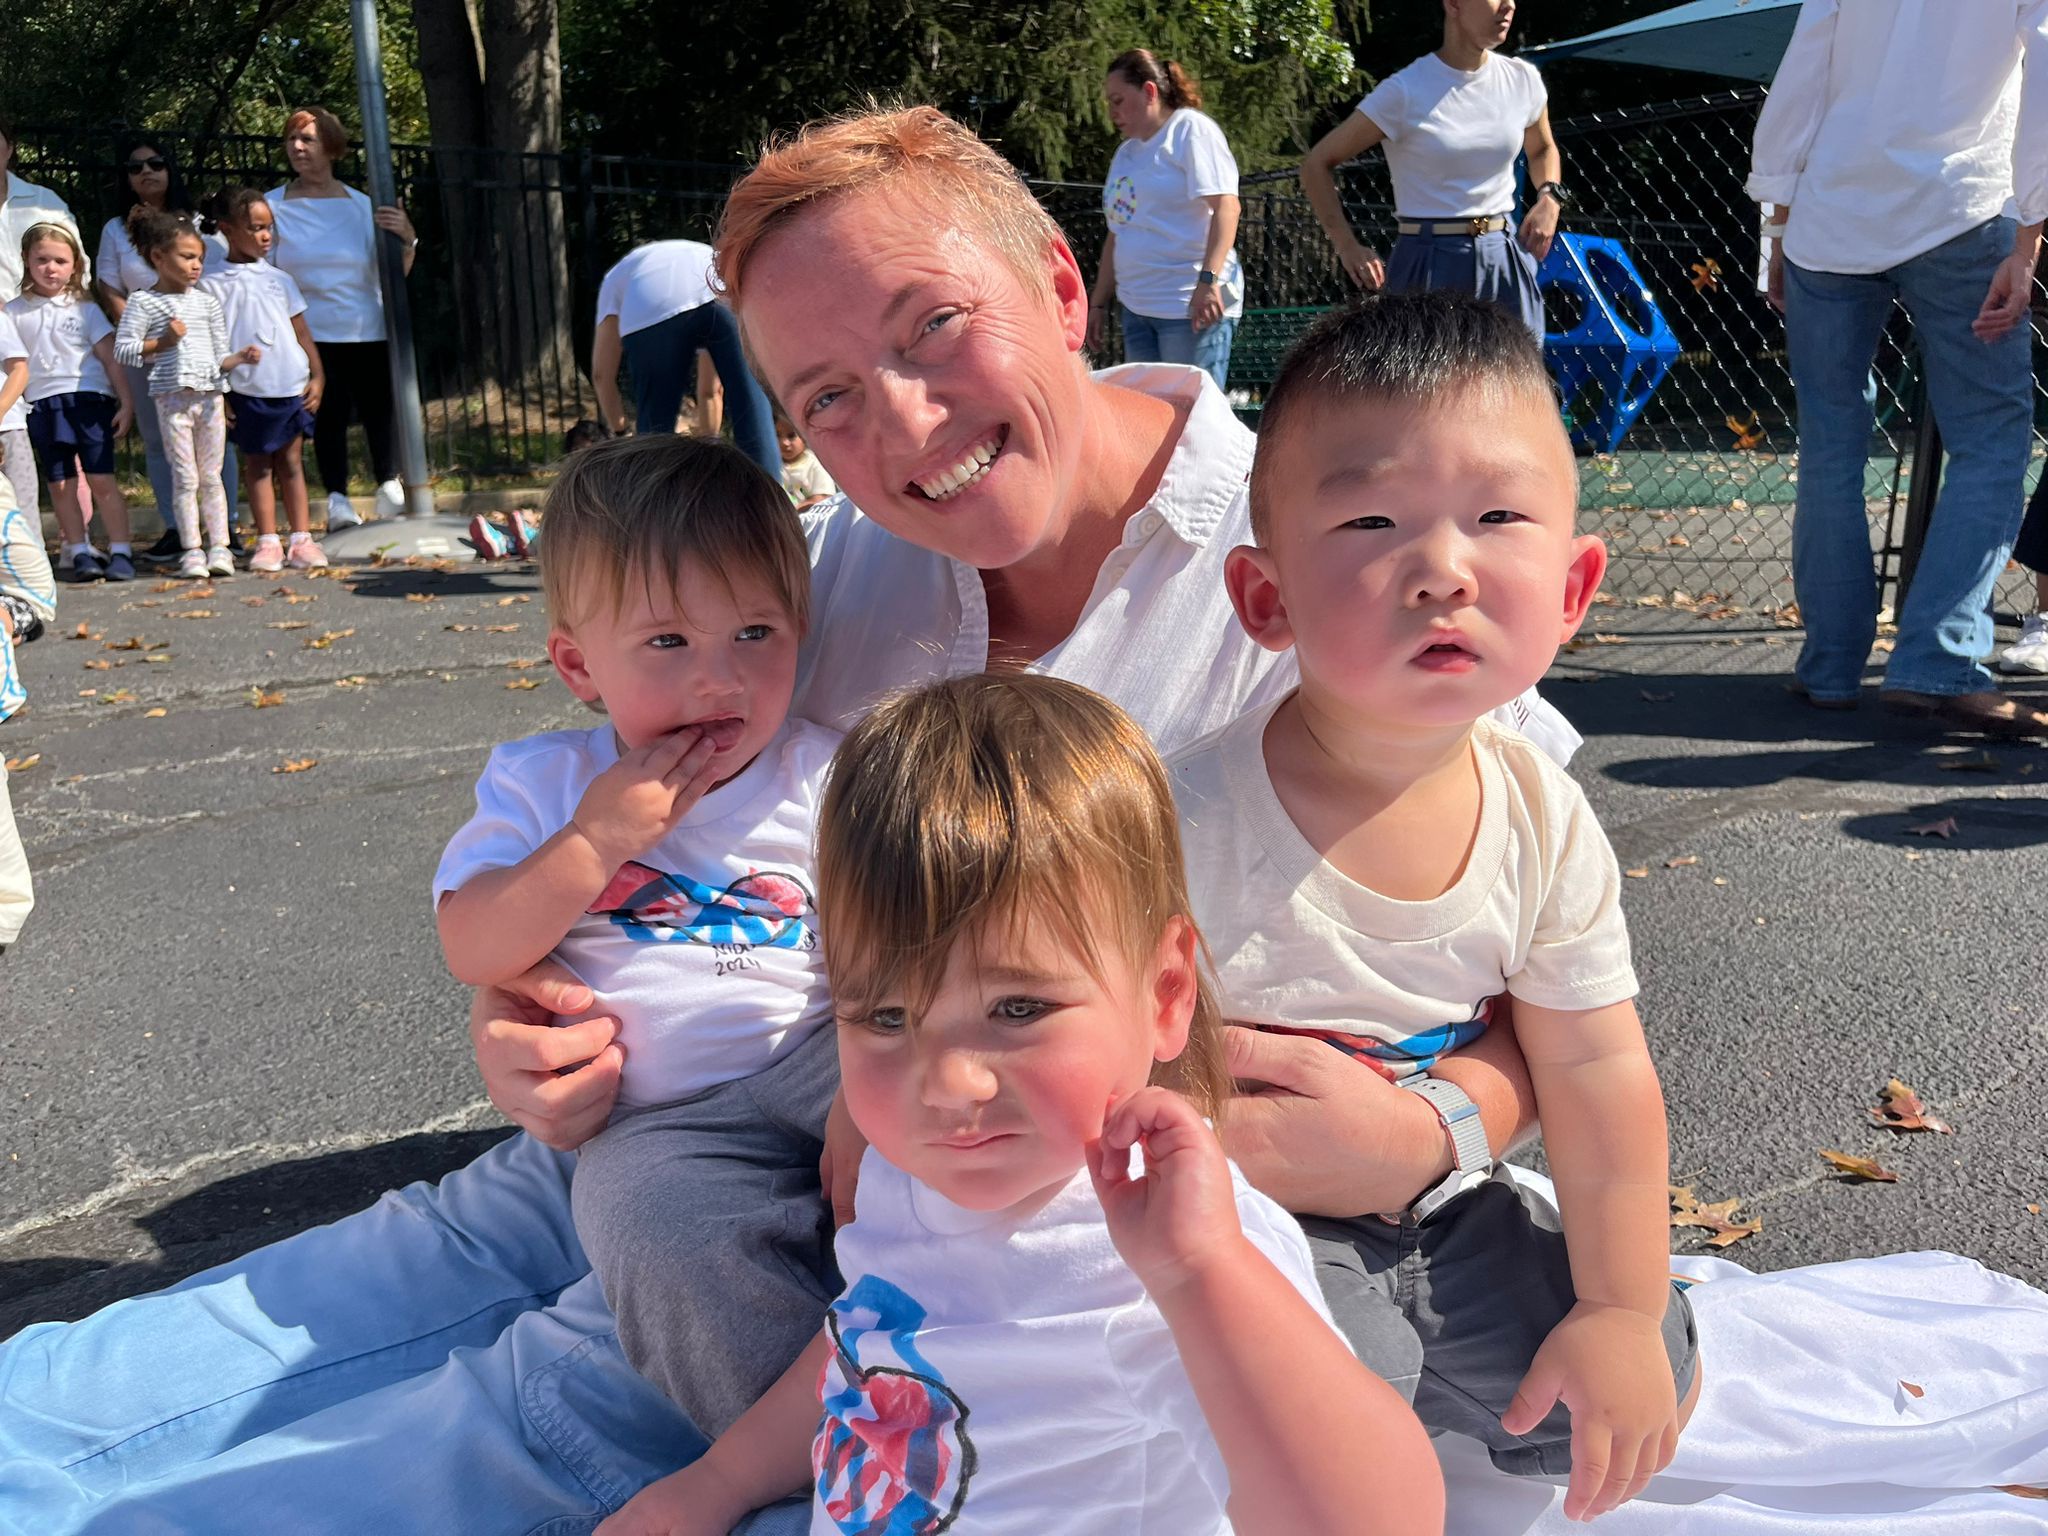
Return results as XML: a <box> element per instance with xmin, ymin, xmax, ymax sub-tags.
<box><xmin>1895</xmin><ymin>376</ymin><xmax>1943</xmax><ymax>610</ymax></box>
<box><xmin>350</xmin><ymin>0</ymin><xmax>435</xmax><ymax>519</ymax></box>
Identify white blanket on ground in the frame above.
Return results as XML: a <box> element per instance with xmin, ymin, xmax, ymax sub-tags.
<box><xmin>1442</xmin><ymin>1174</ymin><xmax>2048</xmax><ymax>1533</ymax></box>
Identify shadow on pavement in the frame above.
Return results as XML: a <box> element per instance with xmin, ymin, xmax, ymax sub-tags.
<box><xmin>0</xmin><ymin>1127</ymin><xmax>518</xmax><ymax>1336</ymax></box>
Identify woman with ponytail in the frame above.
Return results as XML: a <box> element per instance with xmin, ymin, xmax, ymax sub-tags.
<box><xmin>1088</xmin><ymin>49</ymin><xmax>1242</xmax><ymax>390</ymax></box>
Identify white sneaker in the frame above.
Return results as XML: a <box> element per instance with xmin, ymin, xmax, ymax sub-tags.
<box><xmin>326</xmin><ymin>491</ymin><xmax>363</xmax><ymax>530</ymax></box>
<box><xmin>375</xmin><ymin>479</ymin><xmax>406</xmax><ymax>518</ymax></box>
<box><xmin>175</xmin><ymin>548</ymin><xmax>209</xmax><ymax>579</ymax></box>
<box><xmin>1997</xmin><ymin>613</ymin><xmax>2048</xmax><ymax>675</ymax></box>
<box><xmin>207</xmin><ymin>546</ymin><xmax>236</xmax><ymax>577</ymax></box>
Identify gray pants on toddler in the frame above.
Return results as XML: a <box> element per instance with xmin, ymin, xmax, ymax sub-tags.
<box><xmin>1302</xmin><ymin>1167</ymin><xmax>1699</xmax><ymax>1476</ymax></box>
<box><xmin>571</xmin><ymin>1023</ymin><xmax>842</xmax><ymax>1438</ymax></box>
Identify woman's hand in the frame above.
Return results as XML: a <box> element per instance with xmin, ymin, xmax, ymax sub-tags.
<box><xmin>1188</xmin><ymin>282</ymin><xmax>1225</xmax><ymax>334</ymax></box>
<box><xmin>1086</xmin><ymin>302</ymin><xmax>1112</xmax><ymax>350</ymax></box>
<box><xmin>1973</xmin><ymin>239</ymin><xmax>2042</xmax><ymax>343</ymax></box>
<box><xmin>1335</xmin><ymin>237</ymin><xmax>1386</xmax><ymax>290</ymax></box>
<box><xmin>372</xmin><ymin>203</ymin><xmax>417</xmax><ymax>247</ymax></box>
<box><xmin>1218</xmin><ymin>1026</ymin><xmax>1454</xmax><ymax>1217</ymax></box>
<box><xmin>1767</xmin><ymin>241</ymin><xmax>1786</xmax><ymax>314</ymax></box>
<box><xmin>469</xmin><ymin>957</ymin><xmax>624</xmax><ymax>1148</ymax></box>
<box><xmin>1518</xmin><ymin>198</ymin><xmax>1560</xmax><ymax>262</ymax></box>
<box><xmin>1087</xmin><ymin>1085</ymin><xmax>1244</xmax><ymax>1299</ymax></box>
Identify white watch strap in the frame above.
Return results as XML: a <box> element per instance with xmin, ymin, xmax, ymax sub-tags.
<box><xmin>1402</xmin><ymin>1077</ymin><xmax>1493</xmax><ymax>1222</ymax></box>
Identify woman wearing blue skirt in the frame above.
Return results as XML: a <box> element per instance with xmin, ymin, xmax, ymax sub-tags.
<box><xmin>1300</xmin><ymin>0</ymin><xmax>1563</xmax><ymax>340</ymax></box>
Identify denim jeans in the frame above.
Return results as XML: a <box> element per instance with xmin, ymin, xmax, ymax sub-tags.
<box><xmin>1783</xmin><ymin>217</ymin><xmax>2035</xmax><ymax>700</ymax></box>
<box><xmin>0</xmin><ymin>1132</ymin><xmax>809</xmax><ymax>1535</ymax></box>
<box><xmin>1118</xmin><ymin>304</ymin><xmax>1236</xmax><ymax>392</ymax></box>
<box><xmin>622</xmin><ymin>302</ymin><xmax>780</xmax><ymax>478</ymax></box>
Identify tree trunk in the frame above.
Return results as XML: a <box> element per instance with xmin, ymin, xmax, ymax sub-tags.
<box><xmin>410</xmin><ymin>0</ymin><xmax>498</xmax><ymax>379</ymax></box>
<box><xmin>481</xmin><ymin>0</ymin><xmax>572</xmax><ymax>391</ymax></box>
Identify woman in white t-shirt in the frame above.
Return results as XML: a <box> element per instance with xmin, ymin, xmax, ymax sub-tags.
<box><xmin>93</xmin><ymin>137</ymin><xmax>237</xmax><ymax>566</ymax></box>
<box><xmin>1087</xmin><ymin>50</ymin><xmax>1243</xmax><ymax>390</ymax></box>
<box><xmin>266</xmin><ymin>105</ymin><xmax>416</xmax><ymax>531</ymax></box>
<box><xmin>1299</xmin><ymin>0</ymin><xmax>1563</xmax><ymax>338</ymax></box>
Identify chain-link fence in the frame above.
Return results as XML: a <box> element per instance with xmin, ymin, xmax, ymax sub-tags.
<box><xmin>14</xmin><ymin>100</ymin><xmax>2046</xmax><ymax>623</ymax></box>
<box><xmin>1047</xmin><ymin>88</ymin><xmax>2045</xmax><ymax>624</ymax></box>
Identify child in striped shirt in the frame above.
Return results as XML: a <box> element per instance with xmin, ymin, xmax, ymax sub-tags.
<box><xmin>113</xmin><ymin>212</ymin><xmax>258</xmax><ymax>579</ymax></box>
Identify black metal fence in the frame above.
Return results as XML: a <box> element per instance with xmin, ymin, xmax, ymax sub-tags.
<box><xmin>14</xmin><ymin>99</ymin><xmax>2046</xmax><ymax>617</ymax></box>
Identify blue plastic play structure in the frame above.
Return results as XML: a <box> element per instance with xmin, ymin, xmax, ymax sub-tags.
<box><xmin>1539</xmin><ymin>233</ymin><xmax>1682</xmax><ymax>453</ymax></box>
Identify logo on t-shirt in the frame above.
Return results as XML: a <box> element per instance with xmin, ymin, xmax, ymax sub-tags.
<box><xmin>814</xmin><ymin>1274</ymin><xmax>977</xmax><ymax>1534</ymax></box>
<box><xmin>1262</xmin><ymin>992</ymin><xmax>1498</xmax><ymax>1082</ymax></box>
<box><xmin>1106</xmin><ymin>174</ymin><xmax>1138</xmax><ymax>227</ymax></box>
<box><xmin>587</xmin><ymin>860</ymin><xmax>817</xmax><ymax>968</ymax></box>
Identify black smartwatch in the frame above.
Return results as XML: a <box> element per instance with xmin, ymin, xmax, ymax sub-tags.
<box><xmin>1197</xmin><ymin>269</ymin><xmax>1219</xmax><ymax>286</ymax></box>
<box><xmin>1536</xmin><ymin>181</ymin><xmax>1571</xmax><ymax>210</ymax></box>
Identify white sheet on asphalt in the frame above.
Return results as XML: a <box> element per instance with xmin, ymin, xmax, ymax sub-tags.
<box><xmin>1441</xmin><ymin>1173</ymin><xmax>2048</xmax><ymax>1532</ymax></box>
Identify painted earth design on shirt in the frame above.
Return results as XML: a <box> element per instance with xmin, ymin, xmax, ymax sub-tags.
<box><xmin>586</xmin><ymin>861</ymin><xmax>816</xmax><ymax>949</ymax></box>
<box><xmin>1261</xmin><ymin>992</ymin><xmax>1499</xmax><ymax>1081</ymax></box>
<box><xmin>1106</xmin><ymin>174</ymin><xmax>1138</xmax><ymax>226</ymax></box>
<box><xmin>814</xmin><ymin>1274</ymin><xmax>976</xmax><ymax>1535</ymax></box>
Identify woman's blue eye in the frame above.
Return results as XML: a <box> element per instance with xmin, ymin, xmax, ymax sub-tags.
<box><xmin>736</xmin><ymin>624</ymin><xmax>773</xmax><ymax>642</ymax></box>
<box><xmin>923</xmin><ymin>310</ymin><xmax>960</xmax><ymax>336</ymax></box>
<box><xmin>648</xmin><ymin>633</ymin><xmax>685</xmax><ymax>649</ymax></box>
<box><xmin>991</xmin><ymin>996</ymin><xmax>1049</xmax><ymax>1023</ymax></box>
<box><xmin>806</xmin><ymin>389</ymin><xmax>841</xmax><ymax>420</ymax></box>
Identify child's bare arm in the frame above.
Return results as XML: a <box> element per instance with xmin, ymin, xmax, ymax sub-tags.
<box><xmin>1094</xmin><ymin>1089</ymin><xmax>1445</xmax><ymax>1536</ymax></box>
<box><xmin>439</xmin><ymin>728</ymin><xmax>719</xmax><ymax>986</ymax></box>
<box><xmin>596</xmin><ymin>1331</ymin><xmax>827</xmax><ymax>1536</ymax></box>
<box><xmin>437</xmin><ymin>827</ymin><xmax>619</xmax><ymax>987</ymax></box>
<box><xmin>1505</xmin><ymin>997</ymin><xmax>1677</xmax><ymax>1520</ymax></box>
<box><xmin>0</xmin><ymin>359</ymin><xmax>25</xmax><ymax>425</ymax></box>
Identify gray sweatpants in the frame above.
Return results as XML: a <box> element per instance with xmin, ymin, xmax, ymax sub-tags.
<box><xmin>1302</xmin><ymin>1168</ymin><xmax>1699</xmax><ymax>1476</ymax></box>
<box><xmin>571</xmin><ymin>1023</ymin><xmax>842</xmax><ymax>1438</ymax></box>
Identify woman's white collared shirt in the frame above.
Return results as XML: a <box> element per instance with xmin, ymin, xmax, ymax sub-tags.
<box><xmin>791</xmin><ymin>362</ymin><xmax>1579</xmax><ymax>764</ymax></box>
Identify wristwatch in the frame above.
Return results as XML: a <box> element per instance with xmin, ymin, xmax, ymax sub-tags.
<box><xmin>1197</xmin><ymin>268</ymin><xmax>1219</xmax><ymax>286</ymax></box>
<box><xmin>1536</xmin><ymin>181</ymin><xmax>1571</xmax><ymax>210</ymax></box>
<box><xmin>1403</xmin><ymin>1077</ymin><xmax>1493</xmax><ymax>1223</ymax></box>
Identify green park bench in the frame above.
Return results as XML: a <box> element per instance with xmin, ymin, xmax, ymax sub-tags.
<box><xmin>1227</xmin><ymin>305</ymin><xmax>1330</xmax><ymax>426</ymax></box>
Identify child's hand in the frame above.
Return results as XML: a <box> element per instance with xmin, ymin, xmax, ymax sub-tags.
<box><xmin>1086</xmin><ymin>1085</ymin><xmax>1246</xmax><ymax>1300</ymax></box>
<box><xmin>570</xmin><ymin>727</ymin><xmax>721</xmax><ymax>871</ymax></box>
<box><xmin>112</xmin><ymin>401</ymin><xmax>133</xmax><ymax>438</ymax></box>
<box><xmin>595</xmin><ymin>1464</ymin><xmax>739</xmax><ymax>1536</ymax></box>
<box><xmin>162</xmin><ymin>316</ymin><xmax>186</xmax><ymax>345</ymax></box>
<box><xmin>303</xmin><ymin>377</ymin><xmax>324</xmax><ymax>413</ymax></box>
<box><xmin>240</xmin><ymin>344</ymin><xmax>263</xmax><ymax>366</ymax></box>
<box><xmin>1503</xmin><ymin>1300</ymin><xmax>1679</xmax><ymax>1521</ymax></box>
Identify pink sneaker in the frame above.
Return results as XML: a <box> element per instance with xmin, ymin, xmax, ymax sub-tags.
<box><xmin>287</xmin><ymin>536</ymin><xmax>330</xmax><ymax>569</ymax></box>
<box><xmin>248</xmin><ymin>537</ymin><xmax>286</xmax><ymax>574</ymax></box>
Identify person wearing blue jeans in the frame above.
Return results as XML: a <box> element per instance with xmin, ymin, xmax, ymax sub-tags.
<box><xmin>621</xmin><ymin>300</ymin><xmax>778</xmax><ymax>476</ymax></box>
<box><xmin>1749</xmin><ymin>0</ymin><xmax>2047</xmax><ymax>734</ymax></box>
<box><xmin>1114</xmin><ymin>304</ymin><xmax>1236</xmax><ymax>391</ymax></box>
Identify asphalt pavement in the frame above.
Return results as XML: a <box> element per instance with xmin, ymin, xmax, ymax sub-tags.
<box><xmin>2</xmin><ymin>559</ymin><xmax>2044</xmax><ymax>1337</ymax></box>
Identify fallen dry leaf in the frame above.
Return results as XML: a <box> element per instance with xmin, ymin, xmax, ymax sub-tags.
<box><xmin>1819</xmin><ymin>1149</ymin><xmax>1899</xmax><ymax>1183</ymax></box>
<box><xmin>273</xmin><ymin>757</ymin><xmax>318</xmax><ymax>774</ymax></box>
<box><xmin>83</xmin><ymin>659</ymin><xmax>112</xmax><ymax>671</ymax></box>
<box><xmin>241</xmin><ymin>596</ymin><xmax>267</xmax><ymax>607</ymax></box>
<box><xmin>150</xmin><ymin>580</ymin><xmax>179</xmax><ymax>593</ymax></box>
<box><xmin>304</xmin><ymin>628</ymin><xmax>356</xmax><ymax>650</ymax></box>
<box><xmin>334</xmin><ymin>675</ymin><xmax>369</xmax><ymax>689</ymax></box>
<box><xmin>484</xmin><ymin>623</ymin><xmax>520</xmax><ymax>633</ymax></box>
<box><xmin>282</xmin><ymin>592</ymin><xmax>317</xmax><ymax>604</ymax></box>
<box><xmin>1592</xmin><ymin>633</ymin><xmax>1627</xmax><ymax>645</ymax></box>
<box><xmin>4</xmin><ymin>754</ymin><xmax>40</xmax><ymax>772</ymax></box>
<box><xmin>404</xmin><ymin>592</ymin><xmax>439</xmax><ymax>604</ymax></box>
<box><xmin>169</xmin><ymin>609</ymin><xmax>215</xmax><ymax>620</ymax></box>
<box><xmin>497</xmin><ymin>594</ymin><xmax>530</xmax><ymax>606</ymax></box>
<box><xmin>1899</xmin><ymin>1380</ymin><xmax>1925</xmax><ymax>1399</ymax></box>
<box><xmin>505</xmin><ymin>677</ymin><xmax>541</xmax><ymax>690</ymax></box>
<box><xmin>178</xmin><ymin>585</ymin><xmax>216</xmax><ymax>600</ymax></box>
<box><xmin>248</xmin><ymin>687</ymin><xmax>287</xmax><ymax>709</ymax></box>
<box><xmin>506</xmin><ymin>657</ymin><xmax>544</xmax><ymax>670</ymax></box>
<box><xmin>1669</xmin><ymin>1185</ymin><xmax>1761</xmax><ymax>1249</ymax></box>
<box><xmin>99</xmin><ymin>688</ymin><xmax>137</xmax><ymax>705</ymax></box>
<box><xmin>1904</xmin><ymin>815</ymin><xmax>1959</xmax><ymax>840</ymax></box>
<box><xmin>444</xmin><ymin>623</ymin><xmax>477</xmax><ymax>633</ymax></box>
<box><xmin>1664</xmin><ymin>855</ymin><xmax>1700</xmax><ymax>869</ymax></box>
<box><xmin>1868</xmin><ymin>1079</ymin><xmax>1953</xmax><ymax>1135</ymax></box>
<box><xmin>1712</xmin><ymin>876</ymin><xmax>1730</xmax><ymax>886</ymax></box>
<box><xmin>71</xmin><ymin>622</ymin><xmax>90</xmax><ymax>639</ymax></box>
<box><xmin>144</xmin><ymin>707</ymin><xmax>167</xmax><ymax>719</ymax></box>
<box><xmin>104</xmin><ymin>637</ymin><xmax>150</xmax><ymax>651</ymax></box>
<box><xmin>143</xmin><ymin>653</ymin><xmax>171</xmax><ymax>664</ymax></box>
<box><xmin>1623</xmin><ymin>867</ymin><xmax>1650</xmax><ymax>879</ymax></box>
<box><xmin>267</xmin><ymin>621</ymin><xmax>311</xmax><ymax>632</ymax></box>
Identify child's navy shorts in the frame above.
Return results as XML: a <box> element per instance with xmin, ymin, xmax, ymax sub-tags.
<box><xmin>25</xmin><ymin>392</ymin><xmax>119</xmax><ymax>482</ymax></box>
<box><xmin>226</xmin><ymin>394</ymin><xmax>315</xmax><ymax>456</ymax></box>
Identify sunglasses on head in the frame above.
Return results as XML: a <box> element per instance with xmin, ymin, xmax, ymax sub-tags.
<box><xmin>124</xmin><ymin>156</ymin><xmax>168</xmax><ymax>173</ymax></box>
